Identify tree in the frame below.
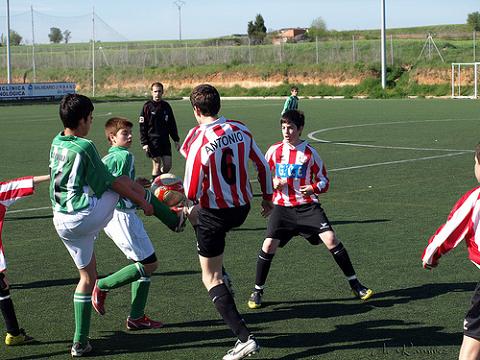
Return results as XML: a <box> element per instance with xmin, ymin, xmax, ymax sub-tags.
<box><xmin>63</xmin><ymin>29</ymin><xmax>71</xmax><ymax>44</ymax></box>
<box><xmin>468</xmin><ymin>12</ymin><xmax>480</xmax><ymax>32</ymax></box>
<box><xmin>247</xmin><ymin>14</ymin><xmax>267</xmax><ymax>45</ymax></box>
<box><xmin>0</xmin><ymin>30</ymin><xmax>23</xmax><ymax>46</ymax></box>
<box><xmin>48</xmin><ymin>27</ymin><xmax>63</xmax><ymax>43</ymax></box>
<box><xmin>308</xmin><ymin>17</ymin><xmax>328</xmax><ymax>39</ymax></box>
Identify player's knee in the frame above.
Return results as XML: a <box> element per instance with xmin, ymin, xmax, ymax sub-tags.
<box><xmin>320</xmin><ymin>231</ymin><xmax>338</xmax><ymax>248</ymax></box>
<box><xmin>262</xmin><ymin>238</ymin><xmax>279</xmax><ymax>254</ymax></box>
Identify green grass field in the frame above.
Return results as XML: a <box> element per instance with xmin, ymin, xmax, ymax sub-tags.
<box><xmin>1</xmin><ymin>98</ymin><xmax>480</xmax><ymax>359</ymax></box>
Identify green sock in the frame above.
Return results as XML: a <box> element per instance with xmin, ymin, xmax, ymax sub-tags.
<box><xmin>98</xmin><ymin>263</ymin><xmax>145</xmax><ymax>290</ymax></box>
<box><xmin>73</xmin><ymin>292</ymin><xmax>92</xmax><ymax>345</ymax></box>
<box><xmin>130</xmin><ymin>276</ymin><xmax>151</xmax><ymax>319</ymax></box>
<box><xmin>144</xmin><ymin>189</ymin><xmax>178</xmax><ymax>228</ymax></box>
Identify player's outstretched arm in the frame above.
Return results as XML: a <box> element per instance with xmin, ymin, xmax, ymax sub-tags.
<box><xmin>112</xmin><ymin>175</ymin><xmax>153</xmax><ymax>215</ymax></box>
<box><xmin>33</xmin><ymin>175</ymin><xmax>50</xmax><ymax>185</ymax></box>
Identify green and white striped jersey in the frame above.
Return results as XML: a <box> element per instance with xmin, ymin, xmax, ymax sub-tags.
<box><xmin>281</xmin><ymin>95</ymin><xmax>299</xmax><ymax>115</ymax></box>
<box><xmin>102</xmin><ymin>146</ymin><xmax>136</xmax><ymax>210</ymax></box>
<box><xmin>49</xmin><ymin>132</ymin><xmax>116</xmax><ymax>213</ymax></box>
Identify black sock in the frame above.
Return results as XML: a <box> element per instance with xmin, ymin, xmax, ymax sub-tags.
<box><xmin>208</xmin><ymin>284</ymin><xmax>250</xmax><ymax>342</ymax></box>
<box><xmin>0</xmin><ymin>291</ymin><xmax>20</xmax><ymax>335</ymax></box>
<box><xmin>151</xmin><ymin>174</ymin><xmax>160</xmax><ymax>182</ymax></box>
<box><xmin>254</xmin><ymin>250</ymin><xmax>275</xmax><ymax>290</ymax></box>
<box><xmin>329</xmin><ymin>243</ymin><xmax>357</xmax><ymax>285</ymax></box>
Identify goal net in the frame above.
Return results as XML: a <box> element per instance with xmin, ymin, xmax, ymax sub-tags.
<box><xmin>451</xmin><ymin>62</ymin><xmax>480</xmax><ymax>99</ymax></box>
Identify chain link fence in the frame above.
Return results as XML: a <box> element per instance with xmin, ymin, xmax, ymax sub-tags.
<box><xmin>1</xmin><ymin>36</ymin><xmax>476</xmax><ymax>72</ymax></box>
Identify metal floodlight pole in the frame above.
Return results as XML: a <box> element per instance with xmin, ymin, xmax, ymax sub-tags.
<box><xmin>173</xmin><ymin>0</ymin><xmax>185</xmax><ymax>41</ymax></box>
<box><xmin>92</xmin><ymin>7</ymin><xmax>95</xmax><ymax>97</ymax></box>
<box><xmin>31</xmin><ymin>5</ymin><xmax>36</xmax><ymax>82</ymax></box>
<box><xmin>6</xmin><ymin>0</ymin><xmax>12</xmax><ymax>83</ymax></box>
<box><xmin>380</xmin><ymin>0</ymin><xmax>387</xmax><ymax>89</ymax></box>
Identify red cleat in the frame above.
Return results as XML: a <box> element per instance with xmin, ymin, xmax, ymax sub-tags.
<box><xmin>126</xmin><ymin>315</ymin><xmax>164</xmax><ymax>330</ymax></box>
<box><xmin>92</xmin><ymin>280</ymin><xmax>108</xmax><ymax>315</ymax></box>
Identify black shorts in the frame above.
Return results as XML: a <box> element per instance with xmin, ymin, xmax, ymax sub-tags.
<box><xmin>266</xmin><ymin>203</ymin><xmax>333</xmax><ymax>247</ymax></box>
<box><xmin>464</xmin><ymin>282</ymin><xmax>480</xmax><ymax>340</ymax></box>
<box><xmin>195</xmin><ymin>204</ymin><xmax>250</xmax><ymax>258</ymax></box>
<box><xmin>147</xmin><ymin>138</ymin><xmax>172</xmax><ymax>158</ymax></box>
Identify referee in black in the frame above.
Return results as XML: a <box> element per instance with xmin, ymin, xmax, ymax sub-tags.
<box><xmin>139</xmin><ymin>82</ymin><xmax>180</xmax><ymax>181</ymax></box>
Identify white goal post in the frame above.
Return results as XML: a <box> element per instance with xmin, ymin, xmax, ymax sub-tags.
<box><xmin>451</xmin><ymin>62</ymin><xmax>480</xmax><ymax>99</ymax></box>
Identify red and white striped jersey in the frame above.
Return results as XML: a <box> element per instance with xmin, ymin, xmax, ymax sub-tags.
<box><xmin>422</xmin><ymin>186</ymin><xmax>480</xmax><ymax>268</ymax></box>
<box><xmin>265</xmin><ymin>140</ymin><xmax>329</xmax><ymax>207</ymax></box>
<box><xmin>180</xmin><ymin>116</ymin><xmax>273</xmax><ymax>209</ymax></box>
<box><xmin>0</xmin><ymin>176</ymin><xmax>35</xmax><ymax>272</ymax></box>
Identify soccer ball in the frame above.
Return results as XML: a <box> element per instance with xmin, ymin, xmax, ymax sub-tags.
<box><xmin>151</xmin><ymin>173</ymin><xmax>185</xmax><ymax>207</ymax></box>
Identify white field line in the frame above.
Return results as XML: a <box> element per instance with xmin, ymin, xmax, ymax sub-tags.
<box><xmin>329</xmin><ymin>152</ymin><xmax>469</xmax><ymax>172</ymax></box>
<box><xmin>7</xmin><ymin>206</ymin><xmax>50</xmax><ymax>214</ymax></box>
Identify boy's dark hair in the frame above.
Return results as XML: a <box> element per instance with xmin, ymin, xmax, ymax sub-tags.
<box><xmin>104</xmin><ymin>117</ymin><xmax>133</xmax><ymax>144</ymax></box>
<box><xmin>281</xmin><ymin>110</ymin><xmax>305</xmax><ymax>129</ymax></box>
<box><xmin>291</xmin><ymin>86</ymin><xmax>299</xmax><ymax>91</ymax></box>
<box><xmin>190</xmin><ymin>84</ymin><xmax>221</xmax><ymax>117</ymax></box>
<box><xmin>59</xmin><ymin>94</ymin><xmax>94</xmax><ymax>129</ymax></box>
<box><xmin>151</xmin><ymin>82</ymin><xmax>164</xmax><ymax>91</ymax></box>
<box><xmin>476</xmin><ymin>143</ymin><xmax>480</xmax><ymax>163</ymax></box>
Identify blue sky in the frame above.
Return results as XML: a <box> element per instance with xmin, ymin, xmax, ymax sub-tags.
<box><xmin>1</xmin><ymin>0</ymin><xmax>478</xmax><ymax>43</ymax></box>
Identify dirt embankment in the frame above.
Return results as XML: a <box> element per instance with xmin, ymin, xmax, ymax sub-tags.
<box><xmin>73</xmin><ymin>67</ymin><xmax>453</xmax><ymax>93</ymax></box>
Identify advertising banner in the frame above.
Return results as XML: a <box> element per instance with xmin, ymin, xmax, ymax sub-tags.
<box><xmin>0</xmin><ymin>82</ymin><xmax>76</xmax><ymax>101</ymax></box>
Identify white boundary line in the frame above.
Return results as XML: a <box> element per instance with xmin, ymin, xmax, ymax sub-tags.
<box><xmin>7</xmin><ymin>206</ymin><xmax>50</xmax><ymax>214</ymax></box>
<box><xmin>306</xmin><ymin>119</ymin><xmax>475</xmax><ymax>171</ymax></box>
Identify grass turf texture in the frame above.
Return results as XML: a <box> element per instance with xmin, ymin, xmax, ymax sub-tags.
<box><xmin>1</xmin><ymin>98</ymin><xmax>480</xmax><ymax>359</ymax></box>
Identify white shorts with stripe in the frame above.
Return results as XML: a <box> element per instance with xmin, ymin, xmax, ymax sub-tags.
<box><xmin>103</xmin><ymin>208</ymin><xmax>154</xmax><ymax>262</ymax></box>
<box><xmin>53</xmin><ymin>190</ymin><xmax>119</xmax><ymax>269</ymax></box>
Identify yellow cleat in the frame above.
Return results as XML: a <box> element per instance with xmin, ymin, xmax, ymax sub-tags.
<box><xmin>5</xmin><ymin>329</ymin><xmax>33</xmax><ymax>346</ymax></box>
<box><xmin>352</xmin><ymin>283</ymin><xmax>374</xmax><ymax>301</ymax></box>
<box><xmin>247</xmin><ymin>290</ymin><xmax>263</xmax><ymax>309</ymax></box>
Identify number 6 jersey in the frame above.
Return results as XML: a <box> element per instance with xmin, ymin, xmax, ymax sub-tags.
<box><xmin>180</xmin><ymin>116</ymin><xmax>273</xmax><ymax>209</ymax></box>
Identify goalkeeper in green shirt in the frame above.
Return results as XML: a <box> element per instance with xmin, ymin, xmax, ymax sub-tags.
<box><xmin>49</xmin><ymin>94</ymin><xmax>182</xmax><ymax>357</ymax></box>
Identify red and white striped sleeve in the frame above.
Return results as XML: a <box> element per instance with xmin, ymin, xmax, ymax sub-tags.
<box><xmin>0</xmin><ymin>176</ymin><xmax>35</xmax><ymax>208</ymax></box>
<box><xmin>307</xmin><ymin>145</ymin><xmax>329</xmax><ymax>194</ymax></box>
<box><xmin>422</xmin><ymin>186</ymin><xmax>480</xmax><ymax>267</ymax></box>
<box><xmin>248</xmin><ymin>135</ymin><xmax>273</xmax><ymax>201</ymax></box>
<box><xmin>181</xmin><ymin>127</ymin><xmax>207</xmax><ymax>203</ymax></box>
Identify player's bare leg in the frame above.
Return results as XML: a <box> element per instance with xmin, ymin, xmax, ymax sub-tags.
<box><xmin>77</xmin><ymin>254</ymin><xmax>97</xmax><ymax>294</ymax></box>
<box><xmin>459</xmin><ymin>335</ymin><xmax>480</xmax><ymax>360</ymax></box>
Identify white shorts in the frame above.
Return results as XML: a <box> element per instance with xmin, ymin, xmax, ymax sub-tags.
<box><xmin>0</xmin><ymin>248</ymin><xmax>6</xmax><ymax>272</ymax></box>
<box><xmin>103</xmin><ymin>209</ymin><xmax>155</xmax><ymax>262</ymax></box>
<box><xmin>53</xmin><ymin>190</ymin><xmax>119</xmax><ymax>269</ymax></box>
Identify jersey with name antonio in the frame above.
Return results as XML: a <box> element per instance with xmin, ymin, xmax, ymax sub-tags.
<box><xmin>49</xmin><ymin>133</ymin><xmax>115</xmax><ymax>214</ymax></box>
<box><xmin>266</xmin><ymin>140</ymin><xmax>329</xmax><ymax>207</ymax></box>
<box><xmin>102</xmin><ymin>146</ymin><xmax>136</xmax><ymax>210</ymax></box>
<box><xmin>0</xmin><ymin>176</ymin><xmax>35</xmax><ymax>271</ymax></box>
<box><xmin>180</xmin><ymin>116</ymin><xmax>273</xmax><ymax>209</ymax></box>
